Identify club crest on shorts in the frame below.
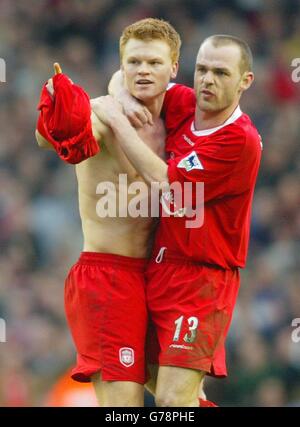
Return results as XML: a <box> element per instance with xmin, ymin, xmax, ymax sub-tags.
<box><xmin>119</xmin><ymin>347</ymin><xmax>134</xmax><ymax>367</ymax></box>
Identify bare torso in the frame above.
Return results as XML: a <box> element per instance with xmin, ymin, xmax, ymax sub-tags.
<box><xmin>76</xmin><ymin>116</ymin><xmax>166</xmax><ymax>258</ymax></box>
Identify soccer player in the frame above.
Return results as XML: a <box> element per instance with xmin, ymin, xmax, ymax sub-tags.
<box><xmin>35</xmin><ymin>18</ymin><xmax>180</xmax><ymax>407</ymax></box>
<box><xmin>91</xmin><ymin>34</ymin><xmax>262</xmax><ymax>407</ymax></box>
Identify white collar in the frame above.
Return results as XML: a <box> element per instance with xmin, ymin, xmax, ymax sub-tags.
<box><xmin>191</xmin><ymin>105</ymin><xmax>243</xmax><ymax>136</ymax></box>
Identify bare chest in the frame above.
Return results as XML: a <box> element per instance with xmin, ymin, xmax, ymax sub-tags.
<box><xmin>137</xmin><ymin>119</ymin><xmax>166</xmax><ymax>160</ymax></box>
<box><xmin>76</xmin><ymin>118</ymin><xmax>166</xmax><ymax>192</ymax></box>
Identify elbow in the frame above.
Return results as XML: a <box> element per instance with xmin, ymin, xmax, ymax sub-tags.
<box><xmin>35</xmin><ymin>130</ymin><xmax>44</xmax><ymax>147</ymax></box>
<box><xmin>35</xmin><ymin>130</ymin><xmax>51</xmax><ymax>149</ymax></box>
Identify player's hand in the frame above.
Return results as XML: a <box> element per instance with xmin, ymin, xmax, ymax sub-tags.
<box><xmin>117</xmin><ymin>89</ymin><xmax>153</xmax><ymax>128</ymax></box>
<box><xmin>45</xmin><ymin>62</ymin><xmax>62</xmax><ymax>96</ymax></box>
<box><xmin>108</xmin><ymin>70</ymin><xmax>153</xmax><ymax>128</ymax></box>
<box><xmin>120</xmin><ymin>91</ymin><xmax>153</xmax><ymax>128</ymax></box>
<box><xmin>91</xmin><ymin>95</ymin><xmax>124</xmax><ymax>127</ymax></box>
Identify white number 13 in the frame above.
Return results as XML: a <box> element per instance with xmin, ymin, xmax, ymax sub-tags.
<box><xmin>173</xmin><ymin>315</ymin><xmax>199</xmax><ymax>343</ymax></box>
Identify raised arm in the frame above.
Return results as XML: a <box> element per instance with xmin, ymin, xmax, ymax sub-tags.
<box><xmin>91</xmin><ymin>95</ymin><xmax>260</xmax><ymax>205</ymax></box>
<box><xmin>35</xmin><ymin>62</ymin><xmax>104</xmax><ymax>164</ymax></box>
<box><xmin>35</xmin><ymin>63</ymin><xmax>61</xmax><ymax>151</ymax></box>
<box><xmin>92</xmin><ymin>95</ymin><xmax>168</xmax><ymax>185</ymax></box>
<box><xmin>35</xmin><ymin>129</ymin><xmax>54</xmax><ymax>150</ymax></box>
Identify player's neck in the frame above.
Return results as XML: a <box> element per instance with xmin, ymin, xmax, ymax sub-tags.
<box><xmin>194</xmin><ymin>102</ymin><xmax>239</xmax><ymax>131</ymax></box>
<box><xmin>143</xmin><ymin>94</ymin><xmax>164</xmax><ymax>119</ymax></box>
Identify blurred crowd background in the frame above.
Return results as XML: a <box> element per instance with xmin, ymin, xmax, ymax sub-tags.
<box><xmin>0</xmin><ymin>0</ymin><xmax>300</xmax><ymax>407</ymax></box>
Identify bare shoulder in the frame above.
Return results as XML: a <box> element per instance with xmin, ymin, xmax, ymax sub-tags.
<box><xmin>91</xmin><ymin>98</ymin><xmax>116</xmax><ymax>152</ymax></box>
<box><xmin>90</xmin><ymin>108</ymin><xmax>108</xmax><ymax>142</ymax></box>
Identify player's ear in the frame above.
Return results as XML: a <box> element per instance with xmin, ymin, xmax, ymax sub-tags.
<box><xmin>171</xmin><ymin>62</ymin><xmax>179</xmax><ymax>79</ymax></box>
<box><xmin>240</xmin><ymin>71</ymin><xmax>254</xmax><ymax>92</ymax></box>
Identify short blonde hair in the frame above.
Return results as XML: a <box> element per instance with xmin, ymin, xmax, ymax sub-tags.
<box><xmin>120</xmin><ymin>18</ymin><xmax>181</xmax><ymax>63</ymax></box>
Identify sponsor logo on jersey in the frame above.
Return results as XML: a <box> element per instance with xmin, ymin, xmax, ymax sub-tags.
<box><xmin>182</xmin><ymin>134</ymin><xmax>195</xmax><ymax>146</ymax></box>
<box><xmin>169</xmin><ymin>344</ymin><xmax>193</xmax><ymax>350</ymax></box>
<box><xmin>119</xmin><ymin>347</ymin><xmax>134</xmax><ymax>367</ymax></box>
<box><xmin>177</xmin><ymin>151</ymin><xmax>204</xmax><ymax>171</ymax></box>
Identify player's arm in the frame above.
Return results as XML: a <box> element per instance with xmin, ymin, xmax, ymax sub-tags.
<box><xmin>92</xmin><ymin>95</ymin><xmax>168</xmax><ymax>185</ymax></box>
<box><xmin>35</xmin><ymin>129</ymin><xmax>54</xmax><ymax>150</ymax></box>
<box><xmin>91</xmin><ymin>96</ymin><xmax>259</xmax><ymax>202</ymax></box>
<box><xmin>35</xmin><ymin>63</ymin><xmax>60</xmax><ymax>150</ymax></box>
<box><xmin>108</xmin><ymin>70</ymin><xmax>195</xmax><ymax>131</ymax></box>
<box><xmin>35</xmin><ymin>63</ymin><xmax>105</xmax><ymax>163</ymax></box>
<box><xmin>36</xmin><ymin>112</ymin><xmax>104</xmax><ymax>149</ymax></box>
<box><xmin>36</xmin><ymin>63</ymin><xmax>104</xmax><ymax>145</ymax></box>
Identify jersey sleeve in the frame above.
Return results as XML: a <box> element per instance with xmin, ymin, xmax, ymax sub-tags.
<box><xmin>167</xmin><ymin>125</ymin><xmax>258</xmax><ymax>204</ymax></box>
<box><xmin>162</xmin><ymin>84</ymin><xmax>196</xmax><ymax>133</ymax></box>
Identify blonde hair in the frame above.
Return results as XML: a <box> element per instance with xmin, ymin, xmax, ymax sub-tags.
<box><xmin>120</xmin><ymin>18</ymin><xmax>181</xmax><ymax>63</ymax></box>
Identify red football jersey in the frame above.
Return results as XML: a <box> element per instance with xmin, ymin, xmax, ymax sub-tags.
<box><xmin>154</xmin><ymin>84</ymin><xmax>262</xmax><ymax>269</ymax></box>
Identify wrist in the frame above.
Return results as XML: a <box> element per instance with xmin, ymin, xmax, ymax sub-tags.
<box><xmin>117</xmin><ymin>87</ymin><xmax>130</xmax><ymax>100</ymax></box>
<box><xmin>110</xmin><ymin>111</ymin><xmax>130</xmax><ymax>130</ymax></box>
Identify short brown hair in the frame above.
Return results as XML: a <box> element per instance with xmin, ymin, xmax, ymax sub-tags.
<box><xmin>120</xmin><ymin>18</ymin><xmax>181</xmax><ymax>63</ymax></box>
<box><xmin>204</xmin><ymin>35</ymin><xmax>253</xmax><ymax>74</ymax></box>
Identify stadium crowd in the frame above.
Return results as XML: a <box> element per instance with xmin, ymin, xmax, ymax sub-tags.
<box><xmin>0</xmin><ymin>0</ymin><xmax>300</xmax><ymax>406</ymax></box>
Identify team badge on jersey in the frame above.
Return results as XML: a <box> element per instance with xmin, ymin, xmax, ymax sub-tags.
<box><xmin>177</xmin><ymin>151</ymin><xmax>204</xmax><ymax>171</ymax></box>
<box><xmin>119</xmin><ymin>347</ymin><xmax>134</xmax><ymax>367</ymax></box>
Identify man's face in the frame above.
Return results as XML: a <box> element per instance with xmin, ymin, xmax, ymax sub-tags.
<box><xmin>194</xmin><ymin>40</ymin><xmax>249</xmax><ymax>113</ymax></box>
<box><xmin>121</xmin><ymin>38</ymin><xmax>178</xmax><ymax>103</ymax></box>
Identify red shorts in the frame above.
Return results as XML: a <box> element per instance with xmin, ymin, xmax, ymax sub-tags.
<box><xmin>64</xmin><ymin>252</ymin><xmax>148</xmax><ymax>384</ymax></box>
<box><xmin>145</xmin><ymin>252</ymin><xmax>240</xmax><ymax>377</ymax></box>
